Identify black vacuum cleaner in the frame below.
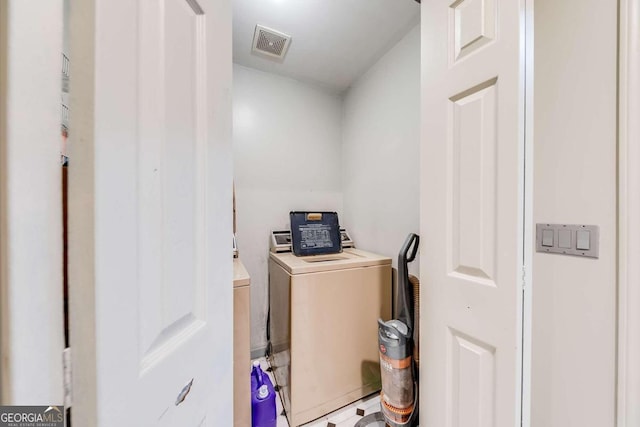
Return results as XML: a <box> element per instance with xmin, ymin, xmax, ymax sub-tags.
<box><xmin>356</xmin><ymin>233</ymin><xmax>420</xmax><ymax>427</ymax></box>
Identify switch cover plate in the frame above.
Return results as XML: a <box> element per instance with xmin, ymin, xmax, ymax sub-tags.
<box><xmin>535</xmin><ymin>224</ymin><xmax>599</xmax><ymax>258</ymax></box>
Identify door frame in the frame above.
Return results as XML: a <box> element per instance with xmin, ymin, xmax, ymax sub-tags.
<box><xmin>522</xmin><ymin>0</ymin><xmax>534</xmax><ymax>425</ymax></box>
<box><xmin>617</xmin><ymin>0</ymin><xmax>640</xmax><ymax>425</ymax></box>
<box><xmin>0</xmin><ymin>0</ymin><xmax>65</xmax><ymax>405</ymax></box>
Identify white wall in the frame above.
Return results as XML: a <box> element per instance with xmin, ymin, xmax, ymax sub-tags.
<box><xmin>233</xmin><ymin>65</ymin><xmax>343</xmax><ymax>353</ymax></box>
<box><xmin>0</xmin><ymin>0</ymin><xmax>64</xmax><ymax>404</ymax></box>
<box><xmin>342</xmin><ymin>25</ymin><xmax>420</xmax><ymax>276</ymax></box>
<box><xmin>532</xmin><ymin>1</ymin><xmax>617</xmax><ymax>426</ymax></box>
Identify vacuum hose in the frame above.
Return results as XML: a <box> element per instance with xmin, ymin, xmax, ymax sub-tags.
<box><xmin>410</xmin><ymin>274</ymin><xmax>420</xmax><ymax>369</ymax></box>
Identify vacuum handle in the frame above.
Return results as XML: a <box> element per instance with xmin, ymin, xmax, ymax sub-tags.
<box><xmin>400</xmin><ymin>233</ymin><xmax>420</xmax><ymax>263</ymax></box>
<box><xmin>396</xmin><ymin>233</ymin><xmax>420</xmax><ymax>334</ymax></box>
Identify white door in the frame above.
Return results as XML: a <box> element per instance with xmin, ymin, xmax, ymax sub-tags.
<box><xmin>68</xmin><ymin>0</ymin><xmax>233</xmax><ymax>425</ymax></box>
<box><xmin>421</xmin><ymin>0</ymin><xmax>527</xmax><ymax>426</ymax></box>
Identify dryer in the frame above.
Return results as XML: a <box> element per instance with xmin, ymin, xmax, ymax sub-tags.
<box><xmin>268</xmin><ymin>248</ymin><xmax>392</xmax><ymax>426</ymax></box>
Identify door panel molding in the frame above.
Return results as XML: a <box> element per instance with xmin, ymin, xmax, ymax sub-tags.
<box><xmin>617</xmin><ymin>0</ymin><xmax>640</xmax><ymax>425</ymax></box>
<box><xmin>137</xmin><ymin>0</ymin><xmax>209</xmax><ymax>369</ymax></box>
<box><xmin>447</xmin><ymin>327</ymin><xmax>496</xmax><ymax>427</ymax></box>
<box><xmin>449</xmin><ymin>0</ymin><xmax>497</xmax><ymax>63</ymax></box>
<box><xmin>448</xmin><ymin>77</ymin><xmax>498</xmax><ymax>286</ymax></box>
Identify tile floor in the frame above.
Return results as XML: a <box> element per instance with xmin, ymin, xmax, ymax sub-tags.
<box><xmin>253</xmin><ymin>357</ymin><xmax>383</xmax><ymax>427</ymax></box>
<box><xmin>298</xmin><ymin>393</ymin><xmax>381</xmax><ymax>427</ymax></box>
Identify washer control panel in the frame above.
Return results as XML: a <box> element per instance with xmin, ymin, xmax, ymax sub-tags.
<box><xmin>271</xmin><ymin>228</ymin><xmax>354</xmax><ymax>253</ymax></box>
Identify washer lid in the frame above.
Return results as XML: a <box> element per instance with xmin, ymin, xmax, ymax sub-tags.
<box><xmin>269</xmin><ymin>248</ymin><xmax>391</xmax><ymax>275</ymax></box>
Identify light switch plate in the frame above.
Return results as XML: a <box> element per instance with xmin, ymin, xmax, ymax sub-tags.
<box><xmin>535</xmin><ymin>224</ymin><xmax>599</xmax><ymax>258</ymax></box>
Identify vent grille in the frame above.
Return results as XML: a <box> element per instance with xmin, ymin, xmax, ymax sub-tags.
<box><xmin>252</xmin><ymin>25</ymin><xmax>291</xmax><ymax>60</ymax></box>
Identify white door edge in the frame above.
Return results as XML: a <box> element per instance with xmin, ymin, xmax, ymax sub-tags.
<box><xmin>520</xmin><ymin>0</ymin><xmax>534</xmax><ymax>426</ymax></box>
<box><xmin>0</xmin><ymin>0</ymin><xmax>65</xmax><ymax>406</ymax></box>
<box><xmin>617</xmin><ymin>0</ymin><xmax>640</xmax><ymax>425</ymax></box>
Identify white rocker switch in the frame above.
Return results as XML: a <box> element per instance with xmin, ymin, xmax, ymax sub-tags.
<box><xmin>576</xmin><ymin>230</ymin><xmax>591</xmax><ymax>250</ymax></box>
<box><xmin>558</xmin><ymin>229</ymin><xmax>572</xmax><ymax>249</ymax></box>
<box><xmin>542</xmin><ymin>229</ymin><xmax>554</xmax><ymax>247</ymax></box>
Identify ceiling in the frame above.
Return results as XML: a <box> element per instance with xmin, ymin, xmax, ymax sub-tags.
<box><xmin>232</xmin><ymin>0</ymin><xmax>420</xmax><ymax>94</ymax></box>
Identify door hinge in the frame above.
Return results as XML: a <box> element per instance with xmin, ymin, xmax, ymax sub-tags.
<box><xmin>63</xmin><ymin>347</ymin><xmax>72</xmax><ymax>408</ymax></box>
<box><xmin>521</xmin><ymin>265</ymin><xmax>527</xmax><ymax>289</ymax></box>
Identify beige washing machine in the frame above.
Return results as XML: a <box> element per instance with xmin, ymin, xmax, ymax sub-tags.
<box><xmin>268</xmin><ymin>247</ymin><xmax>392</xmax><ymax>426</ymax></box>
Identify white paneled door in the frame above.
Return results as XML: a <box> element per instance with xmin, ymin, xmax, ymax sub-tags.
<box><xmin>421</xmin><ymin>0</ymin><xmax>528</xmax><ymax>426</ymax></box>
<box><xmin>68</xmin><ymin>0</ymin><xmax>232</xmax><ymax>425</ymax></box>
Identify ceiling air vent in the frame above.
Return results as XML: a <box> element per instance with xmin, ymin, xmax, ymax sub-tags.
<box><xmin>252</xmin><ymin>25</ymin><xmax>292</xmax><ymax>60</ymax></box>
